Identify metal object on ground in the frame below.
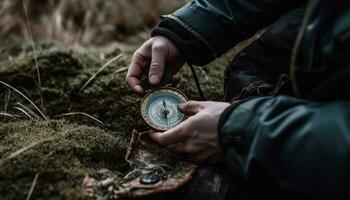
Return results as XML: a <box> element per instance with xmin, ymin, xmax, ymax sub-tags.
<box><xmin>140</xmin><ymin>170</ymin><xmax>161</xmax><ymax>185</ymax></box>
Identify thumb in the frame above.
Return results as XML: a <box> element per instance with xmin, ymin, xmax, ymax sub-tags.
<box><xmin>149</xmin><ymin>44</ymin><xmax>166</xmax><ymax>84</ymax></box>
<box><xmin>178</xmin><ymin>101</ymin><xmax>203</xmax><ymax>116</ymax></box>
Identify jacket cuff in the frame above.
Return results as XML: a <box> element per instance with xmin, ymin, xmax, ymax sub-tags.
<box><xmin>151</xmin><ymin>17</ymin><xmax>215</xmax><ymax>66</ymax></box>
<box><xmin>218</xmin><ymin>97</ymin><xmax>260</xmax><ymax>150</ymax></box>
<box><xmin>170</xmin><ymin>2</ymin><xmax>249</xmax><ymax>57</ymax></box>
<box><xmin>217</xmin><ymin>97</ymin><xmax>261</xmax><ymax>180</ymax></box>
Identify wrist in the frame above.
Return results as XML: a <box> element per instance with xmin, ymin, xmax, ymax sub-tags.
<box><xmin>151</xmin><ymin>18</ymin><xmax>215</xmax><ymax>66</ymax></box>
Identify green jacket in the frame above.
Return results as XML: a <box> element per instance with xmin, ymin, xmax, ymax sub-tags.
<box><xmin>153</xmin><ymin>0</ymin><xmax>350</xmax><ymax>199</ymax></box>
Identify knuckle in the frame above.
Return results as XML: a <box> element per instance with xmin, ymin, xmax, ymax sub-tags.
<box><xmin>152</xmin><ymin>42</ymin><xmax>166</xmax><ymax>52</ymax></box>
<box><xmin>150</xmin><ymin>62</ymin><xmax>161</xmax><ymax>69</ymax></box>
<box><xmin>132</xmin><ymin>52</ymin><xmax>144</xmax><ymax>62</ymax></box>
<box><xmin>149</xmin><ymin>64</ymin><xmax>162</xmax><ymax>75</ymax></box>
<box><xmin>183</xmin><ymin>101</ymin><xmax>204</xmax><ymax>112</ymax></box>
<box><xmin>185</xmin><ymin>101</ymin><xmax>196</xmax><ymax>108</ymax></box>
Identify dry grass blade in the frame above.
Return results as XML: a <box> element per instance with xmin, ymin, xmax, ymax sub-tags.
<box><xmin>56</xmin><ymin>112</ymin><xmax>103</xmax><ymax>124</ymax></box>
<box><xmin>23</xmin><ymin>0</ymin><xmax>41</xmax><ymax>87</ymax></box>
<box><xmin>80</xmin><ymin>54</ymin><xmax>123</xmax><ymax>93</ymax></box>
<box><xmin>4</xmin><ymin>90</ymin><xmax>11</xmax><ymax>113</ymax></box>
<box><xmin>0</xmin><ymin>0</ymin><xmax>10</xmax><ymax>16</ymax></box>
<box><xmin>0</xmin><ymin>112</ymin><xmax>17</xmax><ymax>119</ymax></box>
<box><xmin>26</xmin><ymin>173</ymin><xmax>39</xmax><ymax>200</ymax></box>
<box><xmin>195</xmin><ymin>66</ymin><xmax>209</xmax><ymax>81</ymax></box>
<box><xmin>0</xmin><ymin>139</ymin><xmax>51</xmax><ymax>166</ymax></box>
<box><xmin>114</xmin><ymin>66</ymin><xmax>128</xmax><ymax>74</ymax></box>
<box><xmin>17</xmin><ymin>102</ymin><xmax>41</xmax><ymax>119</ymax></box>
<box><xmin>23</xmin><ymin>0</ymin><xmax>46</xmax><ymax>115</ymax></box>
<box><xmin>14</xmin><ymin>106</ymin><xmax>33</xmax><ymax>119</ymax></box>
<box><xmin>0</xmin><ymin>81</ymin><xmax>48</xmax><ymax>120</ymax></box>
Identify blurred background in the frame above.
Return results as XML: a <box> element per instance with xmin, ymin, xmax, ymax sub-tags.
<box><xmin>0</xmin><ymin>0</ymin><xmax>187</xmax><ymax>45</ymax></box>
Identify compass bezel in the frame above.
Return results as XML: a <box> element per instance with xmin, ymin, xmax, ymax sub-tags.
<box><xmin>140</xmin><ymin>87</ymin><xmax>188</xmax><ymax>131</ymax></box>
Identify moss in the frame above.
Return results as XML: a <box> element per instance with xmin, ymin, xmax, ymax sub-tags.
<box><xmin>0</xmin><ymin>120</ymin><xmax>128</xmax><ymax>200</ymax></box>
<box><xmin>0</xmin><ymin>34</ymin><xmax>240</xmax><ymax>199</ymax></box>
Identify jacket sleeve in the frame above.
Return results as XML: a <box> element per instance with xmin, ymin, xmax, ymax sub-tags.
<box><xmin>154</xmin><ymin>0</ymin><xmax>305</xmax><ymax>65</ymax></box>
<box><xmin>218</xmin><ymin>96</ymin><xmax>350</xmax><ymax>199</ymax></box>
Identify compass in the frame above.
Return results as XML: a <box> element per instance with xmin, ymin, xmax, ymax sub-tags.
<box><xmin>141</xmin><ymin>87</ymin><xmax>188</xmax><ymax>131</ymax></box>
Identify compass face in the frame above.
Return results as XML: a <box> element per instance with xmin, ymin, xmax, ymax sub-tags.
<box><xmin>141</xmin><ymin>87</ymin><xmax>188</xmax><ymax>131</ymax></box>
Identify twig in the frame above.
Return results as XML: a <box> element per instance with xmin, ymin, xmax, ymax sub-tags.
<box><xmin>55</xmin><ymin>112</ymin><xmax>103</xmax><ymax>124</ymax></box>
<box><xmin>0</xmin><ymin>81</ymin><xmax>48</xmax><ymax>120</ymax></box>
<box><xmin>25</xmin><ymin>173</ymin><xmax>39</xmax><ymax>200</ymax></box>
<box><xmin>80</xmin><ymin>54</ymin><xmax>123</xmax><ymax>93</ymax></box>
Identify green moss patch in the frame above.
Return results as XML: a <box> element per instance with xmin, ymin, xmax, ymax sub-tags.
<box><xmin>0</xmin><ymin>35</ymin><xmax>239</xmax><ymax>199</ymax></box>
<box><xmin>0</xmin><ymin>120</ymin><xmax>128</xmax><ymax>200</ymax></box>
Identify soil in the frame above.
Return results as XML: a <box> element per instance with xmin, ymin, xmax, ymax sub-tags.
<box><xmin>0</xmin><ymin>34</ymin><xmax>240</xmax><ymax>199</ymax></box>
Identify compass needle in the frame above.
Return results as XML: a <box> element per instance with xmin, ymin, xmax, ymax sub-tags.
<box><xmin>141</xmin><ymin>88</ymin><xmax>188</xmax><ymax>131</ymax></box>
<box><xmin>163</xmin><ymin>97</ymin><xmax>166</xmax><ymax>108</ymax></box>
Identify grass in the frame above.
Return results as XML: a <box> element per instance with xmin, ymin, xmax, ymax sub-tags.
<box><xmin>0</xmin><ymin>112</ymin><xmax>17</xmax><ymax>119</ymax></box>
<box><xmin>22</xmin><ymin>0</ymin><xmax>46</xmax><ymax>115</ymax></box>
<box><xmin>14</xmin><ymin>106</ymin><xmax>33</xmax><ymax>119</ymax></box>
<box><xmin>25</xmin><ymin>173</ymin><xmax>39</xmax><ymax>200</ymax></box>
<box><xmin>0</xmin><ymin>35</ymin><xmax>236</xmax><ymax>199</ymax></box>
<box><xmin>0</xmin><ymin>81</ymin><xmax>47</xmax><ymax>120</ymax></box>
<box><xmin>4</xmin><ymin>90</ymin><xmax>10</xmax><ymax>113</ymax></box>
<box><xmin>0</xmin><ymin>0</ymin><xmax>187</xmax><ymax>45</ymax></box>
<box><xmin>0</xmin><ymin>120</ymin><xmax>128</xmax><ymax>200</ymax></box>
<box><xmin>55</xmin><ymin>112</ymin><xmax>103</xmax><ymax>124</ymax></box>
<box><xmin>80</xmin><ymin>53</ymin><xmax>123</xmax><ymax>93</ymax></box>
<box><xmin>16</xmin><ymin>102</ymin><xmax>41</xmax><ymax>119</ymax></box>
<box><xmin>0</xmin><ymin>0</ymin><xmax>248</xmax><ymax>199</ymax></box>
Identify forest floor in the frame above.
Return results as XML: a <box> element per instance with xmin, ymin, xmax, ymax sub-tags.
<box><xmin>0</xmin><ymin>32</ymin><xmax>244</xmax><ymax>199</ymax></box>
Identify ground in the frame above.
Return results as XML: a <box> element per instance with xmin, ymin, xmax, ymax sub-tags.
<box><xmin>0</xmin><ymin>34</ymin><xmax>242</xmax><ymax>200</ymax></box>
<box><xmin>0</xmin><ymin>1</ymin><xmax>254</xmax><ymax>199</ymax></box>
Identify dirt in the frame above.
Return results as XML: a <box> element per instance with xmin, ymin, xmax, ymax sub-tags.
<box><xmin>0</xmin><ymin>32</ymin><xmax>240</xmax><ymax>199</ymax></box>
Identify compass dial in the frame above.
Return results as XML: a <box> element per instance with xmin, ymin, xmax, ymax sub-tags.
<box><xmin>141</xmin><ymin>87</ymin><xmax>188</xmax><ymax>131</ymax></box>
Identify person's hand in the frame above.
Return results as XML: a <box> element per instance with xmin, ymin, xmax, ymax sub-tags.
<box><xmin>150</xmin><ymin>101</ymin><xmax>230</xmax><ymax>163</ymax></box>
<box><xmin>126</xmin><ymin>36</ymin><xmax>185</xmax><ymax>93</ymax></box>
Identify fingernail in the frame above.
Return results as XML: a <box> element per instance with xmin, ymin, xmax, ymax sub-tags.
<box><xmin>149</xmin><ymin>75</ymin><xmax>160</xmax><ymax>84</ymax></box>
<box><xmin>178</xmin><ymin>103</ymin><xmax>185</xmax><ymax>110</ymax></box>
<box><xmin>134</xmin><ymin>85</ymin><xmax>144</xmax><ymax>93</ymax></box>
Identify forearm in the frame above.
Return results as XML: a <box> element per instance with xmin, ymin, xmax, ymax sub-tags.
<box><xmin>152</xmin><ymin>18</ymin><xmax>214</xmax><ymax>66</ymax></box>
<box><xmin>218</xmin><ymin>96</ymin><xmax>350</xmax><ymax>199</ymax></box>
<box><xmin>152</xmin><ymin>0</ymin><xmax>305</xmax><ymax>66</ymax></box>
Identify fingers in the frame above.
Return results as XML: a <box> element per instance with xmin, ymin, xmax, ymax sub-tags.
<box><xmin>149</xmin><ymin>121</ymin><xmax>189</xmax><ymax>146</ymax></box>
<box><xmin>178</xmin><ymin>101</ymin><xmax>203</xmax><ymax>116</ymax></box>
<box><xmin>127</xmin><ymin>37</ymin><xmax>185</xmax><ymax>92</ymax></box>
<box><xmin>171</xmin><ymin>74</ymin><xmax>181</xmax><ymax>86</ymax></box>
<box><xmin>149</xmin><ymin>42</ymin><xmax>166</xmax><ymax>84</ymax></box>
<box><xmin>167</xmin><ymin>143</ymin><xmax>220</xmax><ymax>163</ymax></box>
<box><xmin>167</xmin><ymin>143</ymin><xmax>205</xmax><ymax>154</ymax></box>
<box><xmin>127</xmin><ymin>48</ymin><xmax>150</xmax><ymax>93</ymax></box>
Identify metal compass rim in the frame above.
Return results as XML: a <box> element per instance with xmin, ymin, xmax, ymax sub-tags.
<box><xmin>140</xmin><ymin>87</ymin><xmax>188</xmax><ymax>131</ymax></box>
